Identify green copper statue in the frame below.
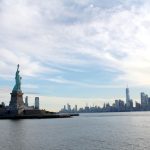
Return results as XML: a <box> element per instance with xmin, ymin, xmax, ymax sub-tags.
<box><xmin>13</xmin><ymin>64</ymin><xmax>22</xmax><ymax>92</ymax></box>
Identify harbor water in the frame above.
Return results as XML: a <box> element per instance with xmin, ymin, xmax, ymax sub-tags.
<box><xmin>0</xmin><ymin>112</ymin><xmax>150</xmax><ymax>150</ymax></box>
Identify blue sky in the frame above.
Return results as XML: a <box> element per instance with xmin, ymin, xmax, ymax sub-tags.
<box><xmin>1</xmin><ymin>0</ymin><xmax>150</xmax><ymax>110</ymax></box>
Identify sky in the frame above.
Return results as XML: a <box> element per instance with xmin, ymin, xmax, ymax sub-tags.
<box><xmin>1</xmin><ymin>0</ymin><xmax>150</xmax><ymax>111</ymax></box>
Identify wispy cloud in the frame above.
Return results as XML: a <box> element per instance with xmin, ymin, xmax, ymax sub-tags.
<box><xmin>47</xmin><ymin>77</ymin><xmax>124</xmax><ymax>88</ymax></box>
<box><xmin>22</xmin><ymin>84</ymin><xmax>39</xmax><ymax>89</ymax></box>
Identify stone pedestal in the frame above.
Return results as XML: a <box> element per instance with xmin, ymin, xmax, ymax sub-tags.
<box><xmin>9</xmin><ymin>91</ymin><xmax>24</xmax><ymax>114</ymax></box>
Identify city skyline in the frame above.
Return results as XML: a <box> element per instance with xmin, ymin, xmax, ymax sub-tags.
<box><xmin>1</xmin><ymin>0</ymin><xmax>150</xmax><ymax>111</ymax></box>
<box><xmin>60</xmin><ymin>88</ymin><xmax>150</xmax><ymax>113</ymax></box>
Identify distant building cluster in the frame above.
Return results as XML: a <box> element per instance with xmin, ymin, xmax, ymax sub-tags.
<box><xmin>24</xmin><ymin>96</ymin><xmax>40</xmax><ymax>110</ymax></box>
<box><xmin>60</xmin><ymin>87</ymin><xmax>150</xmax><ymax>113</ymax></box>
<box><xmin>60</xmin><ymin>104</ymin><xmax>78</xmax><ymax>113</ymax></box>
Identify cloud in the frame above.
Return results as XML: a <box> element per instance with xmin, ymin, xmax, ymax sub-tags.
<box><xmin>47</xmin><ymin>77</ymin><xmax>124</xmax><ymax>88</ymax></box>
<box><xmin>22</xmin><ymin>84</ymin><xmax>39</xmax><ymax>89</ymax></box>
<box><xmin>1</xmin><ymin>0</ymin><xmax>150</xmax><ymax>93</ymax></box>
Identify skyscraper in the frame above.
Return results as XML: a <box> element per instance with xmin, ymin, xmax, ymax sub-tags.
<box><xmin>35</xmin><ymin>97</ymin><xmax>39</xmax><ymax>109</ymax></box>
<box><xmin>126</xmin><ymin>87</ymin><xmax>130</xmax><ymax>103</ymax></box>
<box><xmin>67</xmin><ymin>103</ymin><xmax>71</xmax><ymax>112</ymax></box>
<box><xmin>25</xmin><ymin>96</ymin><xmax>28</xmax><ymax>107</ymax></box>
<box><xmin>126</xmin><ymin>87</ymin><xmax>130</xmax><ymax>108</ymax></box>
<box><xmin>74</xmin><ymin>105</ymin><xmax>78</xmax><ymax>112</ymax></box>
<box><xmin>126</xmin><ymin>86</ymin><xmax>133</xmax><ymax>110</ymax></box>
<box><xmin>141</xmin><ymin>92</ymin><xmax>148</xmax><ymax>110</ymax></box>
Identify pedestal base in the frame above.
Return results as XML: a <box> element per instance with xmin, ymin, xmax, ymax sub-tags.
<box><xmin>9</xmin><ymin>92</ymin><xmax>24</xmax><ymax>114</ymax></box>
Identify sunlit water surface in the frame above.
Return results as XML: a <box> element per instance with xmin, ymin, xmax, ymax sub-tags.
<box><xmin>0</xmin><ymin>112</ymin><xmax>150</xmax><ymax>150</ymax></box>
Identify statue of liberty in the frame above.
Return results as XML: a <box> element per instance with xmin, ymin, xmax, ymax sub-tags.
<box><xmin>13</xmin><ymin>64</ymin><xmax>22</xmax><ymax>92</ymax></box>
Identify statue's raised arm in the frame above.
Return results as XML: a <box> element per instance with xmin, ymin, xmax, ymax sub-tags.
<box><xmin>17</xmin><ymin>64</ymin><xmax>19</xmax><ymax>71</ymax></box>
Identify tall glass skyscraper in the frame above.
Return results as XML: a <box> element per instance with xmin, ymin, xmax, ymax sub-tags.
<box><xmin>126</xmin><ymin>87</ymin><xmax>130</xmax><ymax>103</ymax></box>
<box><xmin>126</xmin><ymin>87</ymin><xmax>133</xmax><ymax>109</ymax></box>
